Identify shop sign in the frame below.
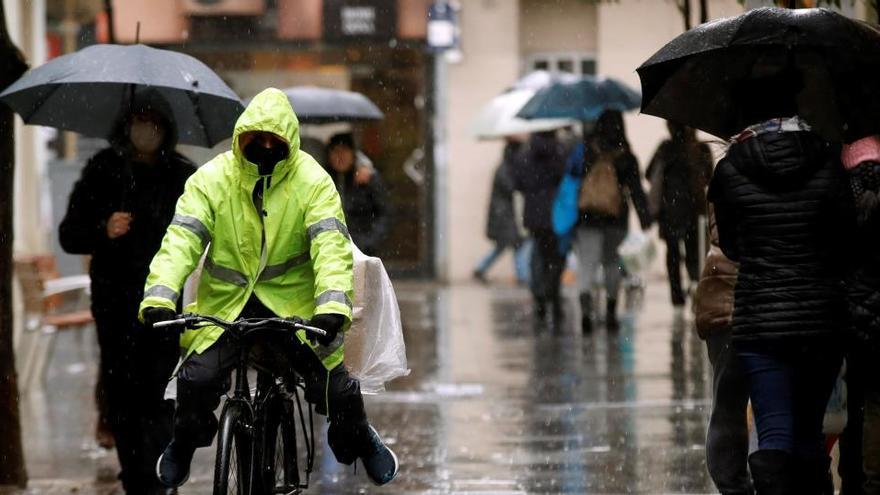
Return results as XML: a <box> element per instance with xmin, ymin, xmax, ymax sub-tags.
<box><xmin>323</xmin><ymin>0</ymin><xmax>397</xmax><ymax>41</ymax></box>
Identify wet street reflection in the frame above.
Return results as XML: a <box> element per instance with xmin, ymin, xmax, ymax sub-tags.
<box><xmin>18</xmin><ymin>280</ymin><xmax>717</xmax><ymax>494</ymax></box>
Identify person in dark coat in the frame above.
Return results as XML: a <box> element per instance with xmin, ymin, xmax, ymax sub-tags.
<box><xmin>708</xmin><ymin>71</ymin><xmax>855</xmax><ymax>494</ymax></box>
<box><xmin>325</xmin><ymin>133</ymin><xmax>390</xmax><ymax>256</ymax></box>
<box><xmin>473</xmin><ymin>139</ymin><xmax>527</xmax><ymax>284</ymax></box>
<box><xmin>693</xmin><ymin>206</ymin><xmax>752</xmax><ymax>495</ymax></box>
<box><xmin>58</xmin><ymin>91</ymin><xmax>196</xmax><ymax>495</ymax></box>
<box><xmin>647</xmin><ymin>122</ymin><xmax>713</xmax><ymax>310</ymax></box>
<box><xmin>839</xmin><ymin>135</ymin><xmax>880</xmax><ymax>495</ymax></box>
<box><xmin>570</xmin><ymin>110</ymin><xmax>652</xmax><ymax>333</ymax></box>
<box><xmin>512</xmin><ymin>131</ymin><xmax>567</xmax><ymax>330</ymax></box>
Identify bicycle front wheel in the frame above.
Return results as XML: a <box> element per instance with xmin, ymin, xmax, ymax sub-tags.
<box><xmin>260</xmin><ymin>394</ymin><xmax>299</xmax><ymax>494</ymax></box>
<box><xmin>214</xmin><ymin>402</ymin><xmax>254</xmax><ymax>495</ymax></box>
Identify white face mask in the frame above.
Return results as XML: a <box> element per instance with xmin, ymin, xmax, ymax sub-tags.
<box><xmin>129</xmin><ymin>118</ymin><xmax>165</xmax><ymax>154</ymax></box>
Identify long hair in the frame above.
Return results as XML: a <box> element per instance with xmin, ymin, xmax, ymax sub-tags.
<box><xmin>594</xmin><ymin>110</ymin><xmax>630</xmax><ymax>153</ymax></box>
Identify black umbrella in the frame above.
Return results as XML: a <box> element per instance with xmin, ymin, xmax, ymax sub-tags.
<box><xmin>282</xmin><ymin>86</ymin><xmax>384</xmax><ymax>124</ymax></box>
<box><xmin>0</xmin><ymin>44</ymin><xmax>244</xmax><ymax>147</ymax></box>
<box><xmin>637</xmin><ymin>7</ymin><xmax>880</xmax><ymax>141</ymax></box>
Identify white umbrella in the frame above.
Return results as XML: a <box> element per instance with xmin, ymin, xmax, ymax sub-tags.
<box><xmin>470</xmin><ymin>89</ymin><xmax>574</xmax><ymax>140</ymax></box>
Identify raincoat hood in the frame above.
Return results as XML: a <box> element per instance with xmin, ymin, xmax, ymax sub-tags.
<box><xmin>232</xmin><ymin>88</ymin><xmax>302</xmax><ymax>178</ymax></box>
<box><xmin>727</xmin><ymin>131</ymin><xmax>829</xmax><ymax>188</ymax></box>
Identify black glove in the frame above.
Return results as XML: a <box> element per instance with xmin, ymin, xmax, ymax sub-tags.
<box><xmin>142</xmin><ymin>307</ymin><xmax>177</xmax><ymax>329</ymax></box>
<box><xmin>309</xmin><ymin>313</ymin><xmax>345</xmax><ymax>347</ymax></box>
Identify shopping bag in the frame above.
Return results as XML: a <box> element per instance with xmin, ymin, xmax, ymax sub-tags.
<box><xmin>347</xmin><ymin>244</ymin><xmax>410</xmax><ymax>394</ymax></box>
<box><xmin>617</xmin><ymin>231</ymin><xmax>656</xmax><ymax>275</ymax></box>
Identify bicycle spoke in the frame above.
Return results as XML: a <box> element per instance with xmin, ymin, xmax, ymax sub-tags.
<box><xmin>275</xmin><ymin>424</ymin><xmax>284</xmax><ymax>486</ymax></box>
<box><xmin>228</xmin><ymin>437</ymin><xmax>240</xmax><ymax>495</ymax></box>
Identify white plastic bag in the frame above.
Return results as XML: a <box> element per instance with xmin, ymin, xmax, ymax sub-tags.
<box><xmin>346</xmin><ymin>244</ymin><xmax>410</xmax><ymax>394</ymax></box>
<box><xmin>617</xmin><ymin>231</ymin><xmax>656</xmax><ymax>275</ymax></box>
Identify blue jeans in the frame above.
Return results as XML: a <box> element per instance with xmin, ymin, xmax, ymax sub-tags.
<box><xmin>737</xmin><ymin>341</ymin><xmax>842</xmax><ymax>457</ymax></box>
<box><xmin>475</xmin><ymin>240</ymin><xmax>531</xmax><ymax>283</ymax></box>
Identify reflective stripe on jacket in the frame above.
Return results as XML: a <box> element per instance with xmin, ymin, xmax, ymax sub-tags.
<box><xmin>139</xmin><ymin>88</ymin><xmax>354</xmax><ymax>370</ymax></box>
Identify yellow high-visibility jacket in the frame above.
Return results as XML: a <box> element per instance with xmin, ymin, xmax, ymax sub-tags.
<box><xmin>139</xmin><ymin>88</ymin><xmax>353</xmax><ymax>370</ymax></box>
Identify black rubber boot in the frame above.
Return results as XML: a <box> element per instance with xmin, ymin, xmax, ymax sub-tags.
<box><xmin>579</xmin><ymin>293</ymin><xmax>593</xmax><ymax>334</ymax></box>
<box><xmin>606</xmin><ymin>297</ymin><xmax>619</xmax><ymax>332</ymax></box>
<box><xmin>748</xmin><ymin>449</ymin><xmax>793</xmax><ymax>495</ymax></box>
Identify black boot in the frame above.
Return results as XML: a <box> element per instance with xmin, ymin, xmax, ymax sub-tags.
<box><xmin>792</xmin><ymin>453</ymin><xmax>834</xmax><ymax>495</ymax></box>
<box><xmin>748</xmin><ymin>450</ymin><xmax>793</xmax><ymax>495</ymax></box>
<box><xmin>579</xmin><ymin>293</ymin><xmax>593</xmax><ymax>334</ymax></box>
<box><xmin>606</xmin><ymin>297</ymin><xmax>619</xmax><ymax>332</ymax></box>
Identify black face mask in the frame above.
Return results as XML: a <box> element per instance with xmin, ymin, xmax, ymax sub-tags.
<box><xmin>244</xmin><ymin>141</ymin><xmax>289</xmax><ymax>175</ymax></box>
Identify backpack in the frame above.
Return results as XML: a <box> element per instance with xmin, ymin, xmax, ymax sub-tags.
<box><xmin>579</xmin><ymin>150</ymin><xmax>622</xmax><ymax>217</ymax></box>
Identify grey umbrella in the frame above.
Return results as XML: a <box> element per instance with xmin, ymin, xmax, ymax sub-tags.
<box><xmin>283</xmin><ymin>86</ymin><xmax>384</xmax><ymax>124</ymax></box>
<box><xmin>0</xmin><ymin>44</ymin><xmax>244</xmax><ymax>147</ymax></box>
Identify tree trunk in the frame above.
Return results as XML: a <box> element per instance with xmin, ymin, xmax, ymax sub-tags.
<box><xmin>0</xmin><ymin>0</ymin><xmax>29</xmax><ymax>487</ymax></box>
<box><xmin>699</xmin><ymin>0</ymin><xmax>708</xmax><ymax>24</ymax></box>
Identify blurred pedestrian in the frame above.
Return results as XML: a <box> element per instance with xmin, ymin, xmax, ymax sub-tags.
<box><xmin>570</xmin><ymin>110</ymin><xmax>652</xmax><ymax>333</ymax></box>
<box><xmin>473</xmin><ymin>138</ymin><xmax>528</xmax><ymax>284</ymax></box>
<box><xmin>840</xmin><ymin>135</ymin><xmax>880</xmax><ymax>495</ymax></box>
<box><xmin>325</xmin><ymin>132</ymin><xmax>390</xmax><ymax>256</ymax></box>
<box><xmin>647</xmin><ymin>122</ymin><xmax>713</xmax><ymax>314</ymax></box>
<box><xmin>708</xmin><ymin>69</ymin><xmax>855</xmax><ymax>494</ymax></box>
<box><xmin>694</xmin><ymin>205</ymin><xmax>752</xmax><ymax>495</ymax></box>
<box><xmin>58</xmin><ymin>92</ymin><xmax>196</xmax><ymax>495</ymax></box>
<box><xmin>513</xmin><ymin>131</ymin><xmax>567</xmax><ymax>331</ymax></box>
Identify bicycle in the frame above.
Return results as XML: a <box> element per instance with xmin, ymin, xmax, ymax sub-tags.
<box><xmin>154</xmin><ymin>313</ymin><xmax>328</xmax><ymax>495</ymax></box>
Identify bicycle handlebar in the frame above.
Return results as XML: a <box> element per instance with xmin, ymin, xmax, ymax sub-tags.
<box><xmin>152</xmin><ymin>313</ymin><xmax>328</xmax><ymax>339</ymax></box>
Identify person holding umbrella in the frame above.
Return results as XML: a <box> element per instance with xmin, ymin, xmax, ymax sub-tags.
<box><xmin>515</xmin><ymin>75</ymin><xmax>646</xmax><ymax>333</ymax></box>
<box><xmin>707</xmin><ymin>66</ymin><xmax>854</xmax><ymax>493</ymax></box>
<box><xmin>58</xmin><ymin>90</ymin><xmax>196</xmax><ymax>495</ymax></box>
<box><xmin>0</xmin><ymin>43</ymin><xmax>245</xmax><ymax>494</ymax></box>
<box><xmin>637</xmin><ymin>8</ymin><xmax>880</xmax><ymax>493</ymax></box>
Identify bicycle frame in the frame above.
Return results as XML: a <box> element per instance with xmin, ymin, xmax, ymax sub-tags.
<box><xmin>155</xmin><ymin>314</ymin><xmax>325</xmax><ymax>494</ymax></box>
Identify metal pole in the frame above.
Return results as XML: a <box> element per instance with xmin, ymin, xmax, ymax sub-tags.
<box><xmin>104</xmin><ymin>0</ymin><xmax>116</xmax><ymax>44</ymax></box>
<box><xmin>433</xmin><ymin>51</ymin><xmax>449</xmax><ymax>281</ymax></box>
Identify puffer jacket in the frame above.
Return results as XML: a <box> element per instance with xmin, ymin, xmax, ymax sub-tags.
<box><xmin>694</xmin><ymin>206</ymin><xmax>738</xmax><ymax>339</ymax></box>
<box><xmin>708</xmin><ymin>130</ymin><xmax>855</xmax><ymax>342</ymax></box>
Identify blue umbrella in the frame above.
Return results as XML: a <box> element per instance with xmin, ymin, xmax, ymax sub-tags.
<box><xmin>516</xmin><ymin>75</ymin><xmax>641</xmax><ymax>121</ymax></box>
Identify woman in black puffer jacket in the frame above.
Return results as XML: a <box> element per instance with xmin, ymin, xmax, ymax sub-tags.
<box><xmin>708</xmin><ymin>76</ymin><xmax>855</xmax><ymax>494</ymax></box>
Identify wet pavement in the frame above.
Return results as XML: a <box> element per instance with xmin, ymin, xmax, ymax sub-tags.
<box><xmin>12</xmin><ymin>277</ymin><xmax>718</xmax><ymax>494</ymax></box>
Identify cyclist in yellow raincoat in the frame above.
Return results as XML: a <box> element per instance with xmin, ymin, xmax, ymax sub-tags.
<box><xmin>139</xmin><ymin>88</ymin><xmax>398</xmax><ymax>488</ymax></box>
